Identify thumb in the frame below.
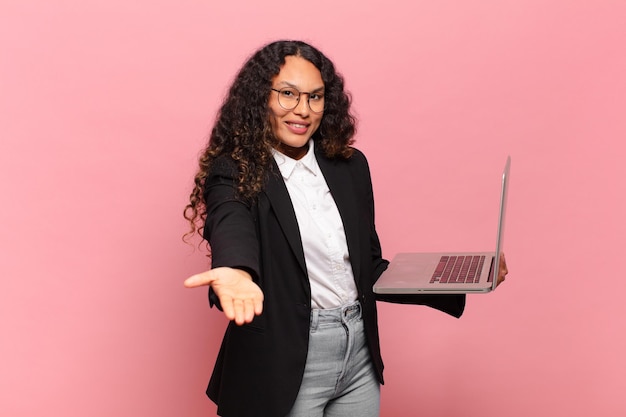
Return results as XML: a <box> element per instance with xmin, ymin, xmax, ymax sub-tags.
<box><xmin>183</xmin><ymin>270</ymin><xmax>215</xmax><ymax>288</ymax></box>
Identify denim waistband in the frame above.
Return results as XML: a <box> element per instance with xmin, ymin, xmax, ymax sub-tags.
<box><xmin>310</xmin><ymin>301</ymin><xmax>361</xmax><ymax>330</ymax></box>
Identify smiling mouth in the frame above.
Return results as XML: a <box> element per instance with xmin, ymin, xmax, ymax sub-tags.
<box><xmin>286</xmin><ymin>122</ymin><xmax>308</xmax><ymax>128</ymax></box>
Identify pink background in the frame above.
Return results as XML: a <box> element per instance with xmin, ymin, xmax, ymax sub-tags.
<box><xmin>2</xmin><ymin>1</ymin><xmax>625</xmax><ymax>416</ymax></box>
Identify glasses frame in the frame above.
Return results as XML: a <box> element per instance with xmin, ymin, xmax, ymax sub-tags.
<box><xmin>270</xmin><ymin>87</ymin><xmax>325</xmax><ymax>114</ymax></box>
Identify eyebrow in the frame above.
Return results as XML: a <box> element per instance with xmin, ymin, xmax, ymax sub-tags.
<box><xmin>275</xmin><ymin>81</ymin><xmax>325</xmax><ymax>92</ymax></box>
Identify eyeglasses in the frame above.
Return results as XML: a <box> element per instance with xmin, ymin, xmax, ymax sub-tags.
<box><xmin>271</xmin><ymin>87</ymin><xmax>325</xmax><ymax>113</ymax></box>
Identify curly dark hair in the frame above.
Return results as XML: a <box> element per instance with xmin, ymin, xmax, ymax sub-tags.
<box><xmin>184</xmin><ymin>40</ymin><xmax>357</xmax><ymax>242</ymax></box>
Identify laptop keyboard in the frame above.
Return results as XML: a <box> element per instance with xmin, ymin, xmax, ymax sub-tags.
<box><xmin>430</xmin><ymin>255</ymin><xmax>486</xmax><ymax>284</ymax></box>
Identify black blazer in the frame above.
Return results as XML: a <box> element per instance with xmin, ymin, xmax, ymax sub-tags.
<box><xmin>202</xmin><ymin>146</ymin><xmax>465</xmax><ymax>417</ymax></box>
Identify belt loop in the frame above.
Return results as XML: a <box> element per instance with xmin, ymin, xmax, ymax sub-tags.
<box><xmin>310</xmin><ymin>308</ymin><xmax>320</xmax><ymax>332</ymax></box>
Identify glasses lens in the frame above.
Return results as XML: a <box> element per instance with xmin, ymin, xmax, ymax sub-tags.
<box><xmin>307</xmin><ymin>93</ymin><xmax>324</xmax><ymax>113</ymax></box>
<box><xmin>277</xmin><ymin>88</ymin><xmax>299</xmax><ymax>110</ymax></box>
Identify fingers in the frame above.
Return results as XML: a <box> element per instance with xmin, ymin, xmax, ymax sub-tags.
<box><xmin>254</xmin><ymin>297</ymin><xmax>263</xmax><ymax>316</ymax></box>
<box><xmin>500</xmin><ymin>253</ymin><xmax>508</xmax><ymax>275</ymax></box>
<box><xmin>221</xmin><ymin>296</ymin><xmax>263</xmax><ymax>325</ymax></box>
<box><xmin>496</xmin><ymin>253</ymin><xmax>508</xmax><ymax>287</ymax></box>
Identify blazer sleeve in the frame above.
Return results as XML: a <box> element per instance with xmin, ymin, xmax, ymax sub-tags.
<box><xmin>374</xmin><ymin>293</ymin><xmax>466</xmax><ymax>318</ymax></box>
<box><xmin>202</xmin><ymin>156</ymin><xmax>261</xmax><ymax>309</ymax></box>
<box><xmin>357</xmin><ymin>150</ymin><xmax>390</xmax><ymax>284</ymax></box>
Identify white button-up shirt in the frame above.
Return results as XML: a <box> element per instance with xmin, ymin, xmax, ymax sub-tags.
<box><xmin>272</xmin><ymin>141</ymin><xmax>358</xmax><ymax>309</ymax></box>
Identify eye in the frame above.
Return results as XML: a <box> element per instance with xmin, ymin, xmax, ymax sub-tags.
<box><xmin>309</xmin><ymin>93</ymin><xmax>324</xmax><ymax>101</ymax></box>
<box><xmin>280</xmin><ymin>88</ymin><xmax>298</xmax><ymax>98</ymax></box>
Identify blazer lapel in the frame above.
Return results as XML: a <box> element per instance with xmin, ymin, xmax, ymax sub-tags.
<box><xmin>263</xmin><ymin>162</ymin><xmax>308</xmax><ymax>276</ymax></box>
<box><xmin>315</xmin><ymin>149</ymin><xmax>362</xmax><ymax>283</ymax></box>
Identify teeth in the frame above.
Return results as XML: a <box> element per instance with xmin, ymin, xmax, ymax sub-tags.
<box><xmin>289</xmin><ymin>123</ymin><xmax>307</xmax><ymax>128</ymax></box>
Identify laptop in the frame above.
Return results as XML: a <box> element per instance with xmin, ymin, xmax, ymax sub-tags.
<box><xmin>373</xmin><ymin>156</ymin><xmax>510</xmax><ymax>294</ymax></box>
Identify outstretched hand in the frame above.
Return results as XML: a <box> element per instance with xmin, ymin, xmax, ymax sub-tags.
<box><xmin>184</xmin><ymin>267</ymin><xmax>264</xmax><ymax>325</ymax></box>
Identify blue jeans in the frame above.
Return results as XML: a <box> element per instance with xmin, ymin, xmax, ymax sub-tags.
<box><xmin>286</xmin><ymin>301</ymin><xmax>380</xmax><ymax>417</ymax></box>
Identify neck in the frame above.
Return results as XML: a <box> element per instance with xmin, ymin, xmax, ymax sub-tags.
<box><xmin>276</xmin><ymin>141</ymin><xmax>309</xmax><ymax>160</ymax></box>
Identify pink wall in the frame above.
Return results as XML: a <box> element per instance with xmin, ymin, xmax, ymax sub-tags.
<box><xmin>2</xmin><ymin>1</ymin><xmax>625</xmax><ymax>415</ymax></box>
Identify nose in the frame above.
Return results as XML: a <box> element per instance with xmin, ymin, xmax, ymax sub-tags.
<box><xmin>293</xmin><ymin>93</ymin><xmax>310</xmax><ymax>116</ymax></box>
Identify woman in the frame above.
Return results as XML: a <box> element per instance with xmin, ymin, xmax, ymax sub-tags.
<box><xmin>183</xmin><ymin>40</ymin><xmax>506</xmax><ymax>417</ymax></box>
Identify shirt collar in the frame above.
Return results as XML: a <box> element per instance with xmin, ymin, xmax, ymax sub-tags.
<box><xmin>272</xmin><ymin>140</ymin><xmax>319</xmax><ymax>180</ymax></box>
